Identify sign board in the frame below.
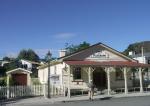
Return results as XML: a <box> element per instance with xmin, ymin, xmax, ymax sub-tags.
<box><xmin>50</xmin><ymin>74</ymin><xmax>60</xmax><ymax>84</ymax></box>
<box><xmin>87</xmin><ymin>50</ymin><xmax>109</xmax><ymax>59</ymax></box>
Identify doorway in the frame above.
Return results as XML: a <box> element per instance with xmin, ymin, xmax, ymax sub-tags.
<box><xmin>93</xmin><ymin>67</ymin><xmax>106</xmax><ymax>90</ymax></box>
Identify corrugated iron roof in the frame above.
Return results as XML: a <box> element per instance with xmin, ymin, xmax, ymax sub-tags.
<box><xmin>65</xmin><ymin>61</ymin><xmax>150</xmax><ymax>67</ymax></box>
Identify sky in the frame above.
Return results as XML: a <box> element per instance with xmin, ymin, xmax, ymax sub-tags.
<box><xmin>0</xmin><ymin>0</ymin><xmax>150</xmax><ymax>58</ymax></box>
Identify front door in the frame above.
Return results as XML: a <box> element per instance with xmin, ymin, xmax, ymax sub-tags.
<box><xmin>93</xmin><ymin>67</ymin><xmax>106</xmax><ymax>90</ymax></box>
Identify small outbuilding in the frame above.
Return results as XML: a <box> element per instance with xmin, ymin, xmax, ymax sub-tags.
<box><xmin>6</xmin><ymin>68</ymin><xmax>32</xmax><ymax>86</ymax></box>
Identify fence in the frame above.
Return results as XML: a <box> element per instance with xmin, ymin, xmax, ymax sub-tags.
<box><xmin>0</xmin><ymin>84</ymin><xmax>65</xmax><ymax>100</ymax></box>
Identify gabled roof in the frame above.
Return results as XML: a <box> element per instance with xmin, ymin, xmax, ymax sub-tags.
<box><xmin>38</xmin><ymin>42</ymin><xmax>138</xmax><ymax>69</ymax></box>
<box><xmin>58</xmin><ymin>42</ymin><xmax>137</xmax><ymax>62</ymax></box>
<box><xmin>6</xmin><ymin>68</ymin><xmax>32</xmax><ymax>74</ymax></box>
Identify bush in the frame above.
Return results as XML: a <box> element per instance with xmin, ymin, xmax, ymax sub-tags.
<box><xmin>0</xmin><ymin>77</ymin><xmax>6</xmax><ymax>86</ymax></box>
<box><xmin>31</xmin><ymin>78</ymin><xmax>41</xmax><ymax>85</ymax></box>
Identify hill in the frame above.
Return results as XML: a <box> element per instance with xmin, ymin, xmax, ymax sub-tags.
<box><xmin>123</xmin><ymin>41</ymin><xmax>150</xmax><ymax>56</ymax></box>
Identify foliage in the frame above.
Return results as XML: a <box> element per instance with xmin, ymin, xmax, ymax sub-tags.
<box><xmin>123</xmin><ymin>41</ymin><xmax>150</xmax><ymax>56</ymax></box>
<box><xmin>3</xmin><ymin>56</ymin><xmax>11</xmax><ymax>61</ymax></box>
<box><xmin>65</xmin><ymin>41</ymin><xmax>90</xmax><ymax>54</ymax></box>
<box><xmin>31</xmin><ymin>78</ymin><xmax>41</xmax><ymax>85</ymax></box>
<box><xmin>18</xmin><ymin>49</ymin><xmax>40</xmax><ymax>62</ymax></box>
<box><xmin>3</xmin><ymin>59</ymin><xmax>20</xmax><ymax>71</ymax></box>
<box><xmin>0</xmin><ymin>77</ymin><xmax>6</xmax><ymax>86</ymax></box>
<box><xmin>0</xmin><ymin>66</ymin><xmax>7</xmax><ymax>76</ymax></box>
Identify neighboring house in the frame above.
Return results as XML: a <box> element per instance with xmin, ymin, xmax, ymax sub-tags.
<box><xmin>38</xmin><ymin>43</ymin><xmax>150</xmax><ymax>97</ymax></box>
<box><xmin>0</xmin><ymin>60</ymin><xmax>10</xmax><ymax>67</ymax></box>
<box><xmin>20</xmin><ymin>59</ymin><xmax>41</xmax><ymax>77</ymax></box>
<box><xmin>129</xmin><ymin>52</ymin><xmax>150</xmax><ymax>82</ymax></box>
<box><xmin>129</xmin><ymin>52</ymin><xmax>150</xmax><ymax>64</ymax></box>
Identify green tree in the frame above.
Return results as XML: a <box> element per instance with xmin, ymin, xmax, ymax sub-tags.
<box><xmin>3</xmin><ymin>56</ymin><xmax>11</xmax><ymax>61</ymax></box>
<box><xmin>123</xmin><ymin>41</ymin><xmax>150</xmax><ymax>56</ymax></box>
<box><xmin>3</xmin><ymin>59</ymin><xmax>20</xmax><ymax>71</ymax></box>
<box><xmin>18</xmin><ymin>49</ymin><xmax>40</xmax><ymax>62</ymax></box>
<box><xmin>65</xmin><ymin>41</ymin><xmax>90</xmax><ymax>54</ymax></box>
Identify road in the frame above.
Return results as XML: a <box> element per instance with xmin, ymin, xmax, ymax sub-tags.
<box><xmin>2</xmin><ymin>96</ymin><xmax>150</xmax><ymax>106</ymax></box>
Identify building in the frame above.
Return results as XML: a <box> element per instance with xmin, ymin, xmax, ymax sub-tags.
<box><xmin>0</xmin><ymin>60</ymin><xmax>10</xmax><ymax>67</ymax></box>
<box><xmin>20</xmin><ymin>59</ymin><xmax>41</xmax><ymax>77</ymax></box>
<box><xmin>129</xmin><ymin>52</ymin><xmax>150</xmax><ymax>64</ymax></box>
<box><xmin>38</xmin><ymin>43</ymin><xmax>150</xmax><ymax>97</ymax></box>
<box><xmin>6</xmin><ymin>68</ymin><xmax>32</xmax><ymax>86</ymax></box>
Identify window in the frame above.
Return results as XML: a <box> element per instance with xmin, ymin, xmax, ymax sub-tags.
<box><xmin>54</xmin><ymin>66</ymin><xmax>57</xmax><ymax>74</ymax></box>
<box><xmin>73</xmin><ymin>67</ymin><xmax>82</xmax><ymax>80</ymax></box>
<box><xmin>116</xmin><ymin>68</ymin><xmax>124</xmax><ymax>80</ymax></box>
<box><xmin>148</xmin><ymin>59</ymin><xmax>150</xmax><ymax>64</ymax></box>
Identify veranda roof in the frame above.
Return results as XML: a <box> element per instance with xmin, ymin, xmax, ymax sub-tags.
<box><xmin>65</xmin><ymin>61</ymin><xmax>150</xmax><ymax>68</ymax></box>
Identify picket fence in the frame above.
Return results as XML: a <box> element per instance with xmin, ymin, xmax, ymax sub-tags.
<box><xmin>0</xmin><ymin>84</ymin><xmax>65</xmax><ymax>100</ymax></box>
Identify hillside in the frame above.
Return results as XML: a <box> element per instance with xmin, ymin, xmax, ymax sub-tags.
<box><xmin>123</xmin><ymin>41</ymin><xmax>150</xmax><ymax>56</ymax></box>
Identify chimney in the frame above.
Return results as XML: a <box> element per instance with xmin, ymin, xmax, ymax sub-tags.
<box><xmin>59</xmin><ymin>50</ymin><xmax>67</xmax><ymax>57</ymax></box>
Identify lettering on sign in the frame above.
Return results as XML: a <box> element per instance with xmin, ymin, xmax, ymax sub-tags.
<box><xmin>88</xmin><ymin>50</ymin><xmax>109</xmax><ymax>59</ymax></box>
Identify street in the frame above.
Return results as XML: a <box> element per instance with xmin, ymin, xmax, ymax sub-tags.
<box><xmin>3</xmin><ymin>96</ymin><xmax>150</xmax><ymax>106</ymax></box>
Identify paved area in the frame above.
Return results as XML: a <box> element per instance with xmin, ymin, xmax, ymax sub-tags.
<box><xmin>2</xmin><ymin>96</ymin><xmax>150</xmax><ymax>106</ymax></box>
<box><xmin>2</xmin><ymin>92</ymin><xmax>150</xmax><ymax>106</ymax></box>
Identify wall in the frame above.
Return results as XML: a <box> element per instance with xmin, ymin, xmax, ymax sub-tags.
<box><xmin>110</xmin><ymin>68</ymin><xmax>133</xmax><ymax>89</ymax></box>
<box><xmin>38</xmin><ymin>63</ymin><xmax>64</xmax><ymax>86</ymax></box>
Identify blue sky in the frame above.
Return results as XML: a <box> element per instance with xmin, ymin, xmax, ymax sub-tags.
<box><xmin>0</xmin><ymin>0</ymin><xmax>150</xmax><ymax>58</ymax></box>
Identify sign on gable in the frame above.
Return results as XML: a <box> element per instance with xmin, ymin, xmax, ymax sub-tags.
<box><xmin>87</xmin><ymin>50</ymin><xmax>109</xmax><ymax>59</ymax></box>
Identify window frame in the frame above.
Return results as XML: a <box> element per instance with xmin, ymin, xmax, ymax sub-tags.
<box><xmin>115</xmin><ymin>68</ymin><xmax>124</xmax><ymax>80</ymax></box>
<box><xmin>73</xmin><ymin>67</ymin><xmax>82</xmax><ymax>81</ymax></box>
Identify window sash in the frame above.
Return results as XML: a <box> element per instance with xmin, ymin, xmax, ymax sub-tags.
<box><xmin>73</xmin><ymin>67</ymin><xmax>82</xmax><ymax>80</ymax></box>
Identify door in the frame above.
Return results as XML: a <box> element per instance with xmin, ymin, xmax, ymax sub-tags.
<box><xmin>12</xmin><ymin>74</ymin><xmax>27</xmax><ymax>85</ymax></box>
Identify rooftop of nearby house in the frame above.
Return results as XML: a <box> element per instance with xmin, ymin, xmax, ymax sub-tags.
<box><xmin>20</xmin><ymin>59</ymin><xmax>42</xmax><ymax>65</ymax></box>
<box><xmin>130</xmin><ymin>52</ymin><xmax>150</xmax><ymax>58</ymax></box>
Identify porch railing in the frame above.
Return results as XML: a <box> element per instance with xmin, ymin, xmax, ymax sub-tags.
<box><xmin>114</xmin><ymin>87</ymin><xmax>150</xmax><ymax>94</ymax></box>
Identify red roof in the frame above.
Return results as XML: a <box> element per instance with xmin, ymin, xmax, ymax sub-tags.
<box><xmin>65</xmin><ymin>61</ymin><xmax>150</xmax><ymax>67</ymax></box>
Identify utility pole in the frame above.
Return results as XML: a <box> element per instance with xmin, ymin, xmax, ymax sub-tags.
<box><xmin>46</xmin><ymin>51</ymin><xmax>52</xmax><ymax>98</ymax></box>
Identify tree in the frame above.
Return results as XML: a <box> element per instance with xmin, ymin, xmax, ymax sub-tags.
<box><xmin>18</xmin><ymin>49</ymin><xmax>40</xmax><ymax>62</ymax></box>
<box><xmin>3</xmin><ymin>59</ymin><xmax>20</xmax><ymax>71</ymax></box>
<box><xmin>65</xmin><ymin>41</ymin><xmax>90</xmax><ymax>54</ymax></box>
<box><xmin>3</xmin><ymin>56</ymin><xmax>11</xmax><ymax>61</ymax></box>
<box><xmin>123</xmin><ymin>41</ymin><xmax>150</xmax><ymax>56</ymax></box>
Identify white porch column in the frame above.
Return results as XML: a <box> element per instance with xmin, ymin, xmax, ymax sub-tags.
<box><xmin>67</xmin><ymin>65</ymin><xmax>71</xmax><ymax>98</ymax></box>
<box><xmin>43</xmin><ymin>83</ymin><xmax>47</xmax><ymax>98</ymax></box>
<box><xmin>148</xmin><ymin>68</ymin><xmax>150</xmax><ymax>80</ymax></box>
<box><xmin>88</xmin><ymin>67</ymin><xmax>91</xmax><ymax>83</ymax></box>
<box><xmin>139</xmin><ymin>68</ymin><xmax>143</xmax><ymax>93</ymax></box>
<box><xmin>124</xmin><ymin>67</ymin><xmax>128</xmax><ymax>94</ymax></box>
<box><xmin>88</xmin><ymin>67</ymin><xmax>92</xmax><ymax>97</ymax></box>
<box><xmin>106</xmin><ymin>67</ymin><xmax>111</xmax><ymax>95</ymax></box>
<box><xmin>27</xmin><ymin>73</ymin><xmax>31</xmax><ymax>86</ymax></box>
<box><xmin>7</xmin><ymin>74</ymin><xmax>10</xmax><ymax>99</ymax></box>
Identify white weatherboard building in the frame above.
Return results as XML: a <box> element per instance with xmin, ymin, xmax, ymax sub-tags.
<box><xmin>38</xmin><ymin>43</ymin><xmax>150</xmax><ymax>97</ymax></box>
<box><xmin>129</xmin><ymin>52</ymin><xmax>150</xmax><ymax>64</ymax></box>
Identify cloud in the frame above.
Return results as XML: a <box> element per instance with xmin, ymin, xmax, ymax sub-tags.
<box><xmin>5</xmin><ymin>52</ymin><xmax>18</xmax><ymax>58</ymax></box>
<box><xmin>35</xmin><ymin>49</ymin><xmax>59</xmax><ymax>58</ymax></box>
<box><xmin>54</xmin><ymin>33</ymin><xmax>76</xmax><ymax>39</ymax></box>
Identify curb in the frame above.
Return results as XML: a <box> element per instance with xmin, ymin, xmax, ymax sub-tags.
<box><xmin>61</xmin><ymin>96</ymin><xmax>112</xmax><ymax>103</ymax></box>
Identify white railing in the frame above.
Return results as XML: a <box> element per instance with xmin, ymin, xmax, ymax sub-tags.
<box><xmin>0</xmin><ymin>84</ymin><xmax>66</xmax><ymax>100</ymax></box>
<box><xmin>114</xmin><ymin>87</ymin><xmax>150</xmax><ymax>94</ymax></box>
